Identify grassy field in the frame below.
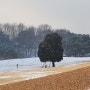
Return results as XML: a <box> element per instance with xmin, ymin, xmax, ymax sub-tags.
<box><xmin>0</xmin><ymin>63</ymin><xmax>90</xmax><ymax>90</ymax></box>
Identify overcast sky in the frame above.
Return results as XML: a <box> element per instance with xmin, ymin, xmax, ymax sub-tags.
<box><xmin>0</xmin><ymin>0</ymin><xmax>90</xmax><ymax>34</ymax></box>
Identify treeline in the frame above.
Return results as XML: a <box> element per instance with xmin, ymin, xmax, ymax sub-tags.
<box><xmin>0</xmin><ymin>23</ymin><xmax>90</xmax><ymax>59</ymax></box>
<box><xmin>56</xmin><ymin>30</ymin><xmax>90</xmax><ymax>57</ymax></box>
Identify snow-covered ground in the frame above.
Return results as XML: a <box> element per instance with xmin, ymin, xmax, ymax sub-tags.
<box><xmin>0</xmin><ymin>57</ymin><xmax>90</xmax><ymax>85</ymax></box>
<box><xmin>0</xmin><ymin>57</ymin><xmax>90</xmax><ymax>71</ymax></box>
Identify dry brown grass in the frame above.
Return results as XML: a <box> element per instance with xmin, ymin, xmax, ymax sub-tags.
<box><xmin>0</xmin><ymin>66</ymin><xmax>90</xmax><ymax>90</ymax></box>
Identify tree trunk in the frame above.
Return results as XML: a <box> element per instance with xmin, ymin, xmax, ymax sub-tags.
<box><xmin>52</xmin><ymin>61</ymin><xmax>55</xmax><ymax>67</ymax></box>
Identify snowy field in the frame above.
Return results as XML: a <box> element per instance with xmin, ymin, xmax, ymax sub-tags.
<box><xmin>0</xmin><ymin>57</ymin><xmax>90</xmax><ymax>71</ymax></box>
<box><xmin>0</xmin><ymin>57</ymin><xmax>90</xmax><ymax>85</ymax></box>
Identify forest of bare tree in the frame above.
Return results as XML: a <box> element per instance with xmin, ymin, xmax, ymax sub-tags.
<box><xmin>0</xmin><ymin>23</ymin><xmax>90</xmax><ymax>59</ymax></box>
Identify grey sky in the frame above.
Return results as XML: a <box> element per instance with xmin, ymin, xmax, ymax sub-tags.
<box><xmin>0</xmin><ymin>0</ymin><xmax>90</xmax><ymax>34</ymax></box>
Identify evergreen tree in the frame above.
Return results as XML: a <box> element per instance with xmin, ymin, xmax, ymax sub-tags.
<box><xmin>38</xmin><ymin>33</ymin><xmax>63</xmax><ymax>67</ymax></box>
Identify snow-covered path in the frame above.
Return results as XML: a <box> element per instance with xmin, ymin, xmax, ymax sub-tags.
<box><xmin>0</xmin><ymin>69</ymin><xmax>60</xmax><ymax>85</ymax></box>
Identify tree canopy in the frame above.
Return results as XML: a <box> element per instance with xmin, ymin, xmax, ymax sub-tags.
<box><xmin>38</xmin><ymin>33</ymin><xmax>63</xmax><ymax>67</ymax></box>
<box><xmin>0</xmin><ymin>31</ymin><xmax>17</xmax><ymax>59</ymax></box>
<box><xmin>0</xmin><ymin>23</ymin><xmax>90</xmax><ymax>59</ymax></box>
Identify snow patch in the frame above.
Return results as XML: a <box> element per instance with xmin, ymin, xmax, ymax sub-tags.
<box><xmin>0</xmin><ymin>76</ymin><xmax>12</xmax><ymax>79</ymax></box>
